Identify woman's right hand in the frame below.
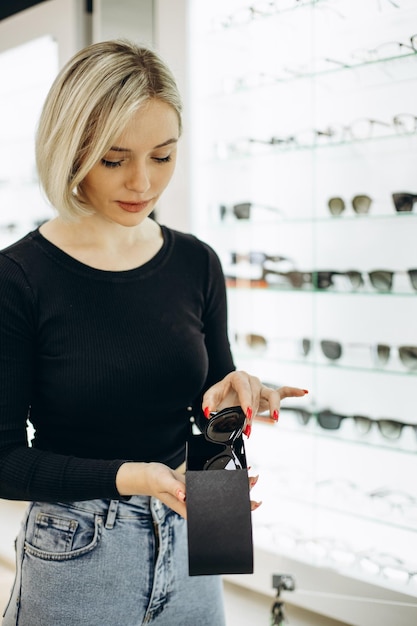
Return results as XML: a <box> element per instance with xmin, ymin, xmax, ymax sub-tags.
<box><xmin>116</xmin><ymin>461</ymin><xmax>187</xmax><ymax>518</ymax></box>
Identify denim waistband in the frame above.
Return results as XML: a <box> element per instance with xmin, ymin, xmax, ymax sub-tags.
<box><xmin>55</xmin><ymin>495</ymin><xmax>168</xmax><ymax>526</ymax></box>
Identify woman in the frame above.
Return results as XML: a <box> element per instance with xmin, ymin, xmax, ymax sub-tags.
<box><xmin>0</xmin><ymin>40</ymin><xmax>306</xmax><ymax>625</ymax></box>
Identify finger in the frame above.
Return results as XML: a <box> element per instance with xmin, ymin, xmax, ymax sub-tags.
<box><xmin>259</xmin><ymin>385</ymin><xmax>308</xmax><ymax>422</ymax></box>
<box><xmin>202</xmin><ymin>376</ymin><xmax>232</xmax><ymax>415</ymax></box>
<box><xmin>203</xmin><ymin>371</ymin><xmax>254</xmax><ymax>416</ymax></box>
<box><xmin>248</xmin><ymin>474</ymin><xmax>259</xmax><ymax>490</ymax></box>
<box><xmin>278</xmin><ymin>386</ymin><xmax>309</xmax><ymax>400</ymax></box>
<box><xmin>250</xmin><ymin>500</ymin><xmax>262</xmax><ymax>511</ymax></box>
<box><xmin>248</xmin><ymin>374</ymin><xmax>262</xmax><ymax>416</ymax></box>
<box><xmin>162</xmin><ymin>493</ymin><xmax>187</xmax><ymax>518</ymax></box>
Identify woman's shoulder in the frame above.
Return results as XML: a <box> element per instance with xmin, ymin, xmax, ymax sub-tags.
<box><xmin>0</xmin><ymin>230</ymin><xmax>41</xmax><ymax>272</ymax></box>
<box><xmin>0</xmin><ymin>229</ymin><xmax>39</xmax><ymax>257</ymax></box>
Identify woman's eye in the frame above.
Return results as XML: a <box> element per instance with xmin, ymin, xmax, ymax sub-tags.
<box><xmin>153</xmin><ymin>155</ymin><xmax>172</xmax><ymax>163</ymax></box>
<box><xmin>101</xmin><ymin>159</ymin><xmax>123</xmax><ymax>168</ymax></box>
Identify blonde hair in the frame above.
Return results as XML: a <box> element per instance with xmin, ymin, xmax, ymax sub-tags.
<box><xmin>36</xmin><ymin>40</ymin><xmax>182</xmax><ymax>220</ymax></box>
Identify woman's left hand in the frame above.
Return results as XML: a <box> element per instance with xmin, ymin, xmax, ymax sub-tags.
<box><xmin>202</xmin><ymin>370</ymin><xmax>308</xmax><ymax>437</ymax></box>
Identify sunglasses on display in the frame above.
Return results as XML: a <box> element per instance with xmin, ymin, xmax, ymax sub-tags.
<box><xmin>315</xmin><ymin>479</ymin><xmax>417</xmax><ymax>523</ymax></box>
<box><xmin>351</xmin><ymin>34</ymin><xmax>417</xmax><ymax>63</ymax></box>
<box><xmin>311</xmin><ymin>269</ymin><xmax>417</xmax><ymax>292</ymax></box>
<box><xmin>233</xmin><ymin>333</ymin><xmax>417</xmax><ymax>373</ymax></box>
<box><xmin>259</xmin><ymin>267</ymin><xmax>417</xmax><ymax>292</ymax></box>
<box><xmin>203</xmin><ymin>406</ymin><xmax>246</xmax><ymax>470</ymax></box>
<box><xmin>217</xmin><ymin>109</ymin><xmax>417</xmax><ymax>160</ymax></box>
<box><xmin>327</xmin><ymin>194</ymin><xmax>372</xmax><ymax>215</ymax></box>
<box><xmin>392</xmin><ymin>192</ymin><xmax>417</xmax><ymax>212</ymax></box>
<box><xmin>228</xmin><ymin>251</ymin><xmax>292</xmax><ymax>266</ymax></box>
<box><xmin>256</xmin><ymin>520</ymin><xmax>416</xmax><ymax>585</ymax></box>
<box><xmin>219</xmin><ymin>202</ymin><xmax>285</xmax><ymax>220</ymax></box>
<box><xmin>302</xmin><ymin>338</ymin><xmax>417</xmax><ymax>371</ymax></box>
<box><xmin>212</xmin><ymin>0</ymin><xmax>324</xmax><ymax>30</ymax></box>
<box><xmin>283</xmin><ymin>406</ymin><xmax>417</xmax><ymax>440</ymax></box>
<box><xmin>261</xmin><ymin>268</ymin><xmax>314</xmax><ymax>288</ymax></box>
<box><xmin>369</xmin><ymin>488</ymin><xmax>417</xmax><ymax>521</ymax></box>
<box><xmin>328</xmin><ymin>191</ymin><xmax>417</xmax><ymax>215</ymax></box>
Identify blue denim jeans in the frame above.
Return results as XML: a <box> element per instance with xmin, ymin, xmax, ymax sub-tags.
<box><xmin>2</xmin><ymin>496</ymin><xmax>226</xmax><ymax>626</ymax></box>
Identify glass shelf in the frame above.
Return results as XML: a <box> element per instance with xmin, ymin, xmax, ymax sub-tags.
<box><xmin>226</xmin><ymin>283</ymin><xmax>417</xmax><ymax>298</ymax></box>
<box><xmin>208</xmin><ymin>51</ymin><xmax>417</xmax><ymax>98</ymax></box>
<box><xmin>210</xmin><ymin>211</ymin><xmax>417</xmax><ymax>227</ymax></box>
<box><xmin>210</xmin><ymin>128</ymin><xmax>417</xmax><ymax>162</ymax></box>
<box><xmin>232</xmin><ymin>351</ymin><xmax>417</xmax><ymax>376</ymax></box>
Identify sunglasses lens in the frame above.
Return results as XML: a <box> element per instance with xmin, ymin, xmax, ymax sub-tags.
<box><xmin>244</xmin><ymin>333</ymin><xmax>267</xmax><ymax>350</ymax></box>
<box><xmin>206</xmin><ymin>409</ymin><xmax>245</xmax><ymax>443</ymax></box>
<box><xmin>233</xmin><ymin>203</ymin><xmax>251</xmax><ymax>219</ymax></box>
<box><xmin>346</xmin><ymin>271</ymin><xmax>363</xmax><ymax>289</ymax></box>
<box><xmin>328</xmin><ymin>197</ymin><xmax>345</xmax><ymax>215</ymax></box>
<box><xmin>369</xmin><ymin>270</ymin><xmax>393</xmax><ymax>292</ymax></box>
<box><xmin>317</xmin><ymin>410</ymin><xmax>344</xmax><ymax>430</ymax></box>
<box><xmin>205</xmin><ymin>454</ymin><xmax>240</xmax><ymax>470</ymax></box>
<box><xmin>320</xmin><ymin>340</ymin><xmax>342</xmax><ymax>360</ymax></box>
<box><xmin>398</xmin><ymin>346</ymin><xmax>417</xmax><ymax>370</ymax></box>
<box><xmin>375</xmin><ymin>344</ymin><xmax>390</xmax><ymax>365</ymax></box>
<box><xmin>408</xmin><ymin>269</ymin><xmax>417</xmax><ymax>291</ymax></box>
<box><xmin>315</xmin><ymin>271</ymin><xmax>334</xmax><ymax>289</ymax></box>
<box><xmin>352</xmin><ymin>194</ymin><xmax>372</xmax><ymax>214</ymax></box>
<box><xmin>378</xmin><ymin>420</ymin><xmax>403</xmax><ymax>440</ymax></box>
<box><xmin>394</xmin><ymin>114</ymin><xmax>417</xmax><ymax>134</ymax></box>
<box><xmin>392</xmin><ymin>192</ymin><xmax>416</xmax><ymax>212</ymax></box>
<box><xmin>286</xmin><ymin>271</ymin><xmax>306</xmax><ymax>288</ymax></box>
<box><xmin>353</xmin><ymin>415</ymin><xmax>373</xmax><ymax>434</ymax></box>
<box><xmin>301</xmin><ymin>338</ymin><xmax>311</xmax><ymax>356</ymax></box>
<box><xmin>295</xmin><ymin>409</ymin><xmax>311</xmax><ymax>425</ymax></box>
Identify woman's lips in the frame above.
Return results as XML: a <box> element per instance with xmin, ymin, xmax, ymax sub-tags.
<box><xmin>117</xmin><ymin>200</ymin><xmax>150</xmax><ymax>213</ymax></box>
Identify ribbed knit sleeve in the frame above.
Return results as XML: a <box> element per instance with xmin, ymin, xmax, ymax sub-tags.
<box><xmin>0</xmin><ymin>253</ymin><xmax>124</xmax><ymax>501</ymax></box>
<box><xmin>200</xmin><ymin>242</ymin><xmax>235</xmax><ymax>390</ymax></box>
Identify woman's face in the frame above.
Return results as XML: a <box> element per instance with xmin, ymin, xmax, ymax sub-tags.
<box><xmin>80</xmin><ymin>99</ymin><xmax>179</xmax><ymax>227</ymax></box>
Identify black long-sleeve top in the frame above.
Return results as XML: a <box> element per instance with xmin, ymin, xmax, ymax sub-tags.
<box><xmin>0</xmin><ymin>225</ymin><xmax>235</xmax><ymax>502</ymax></box>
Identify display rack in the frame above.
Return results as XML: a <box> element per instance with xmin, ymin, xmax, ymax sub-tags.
<box><xmin>189</xmin><ymin>0</ymin><xmax>417</xmax><ymax>623</ymax></box>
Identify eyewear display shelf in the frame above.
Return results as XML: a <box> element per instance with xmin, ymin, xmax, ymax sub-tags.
<box><xmin>188</xmin><ymin>0</ymin><xmax>417</xmax><ymax>624</ymax></box>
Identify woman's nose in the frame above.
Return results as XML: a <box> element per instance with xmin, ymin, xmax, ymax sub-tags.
<box><xmin>125</xmin><ymin>163</ymin><xmax>151</xmax><ymax>193</ymax></box>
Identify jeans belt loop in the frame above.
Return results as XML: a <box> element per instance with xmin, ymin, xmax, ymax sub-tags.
<box><xmin>105</xmin><ymin>499</ymin><xmax>119</xmax><ymax>529</ymax></box>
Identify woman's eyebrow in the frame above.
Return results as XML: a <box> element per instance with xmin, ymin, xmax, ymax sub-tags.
<box><xmin>109</xmin><ymin>138</ymin><xmax>178</xmax><ymax>152</ymax></box>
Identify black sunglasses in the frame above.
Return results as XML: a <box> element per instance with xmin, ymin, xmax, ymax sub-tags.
<box><xmin>203</xmin><ymin>406</ymin><xmax>246</xmax><ymax>470</ymax></box>
<box><xmin>302</xmin><ymin>338</ymin><xmax>417</xmax><ymax>371</ymax></box>
<box><xmin>229</xmin><ymin>251</ymin><xmax>292</xmax><ymax>266</ymax></box>
<box><xmin>261</xmin><ymin>268</ymin><xmax>417</xmax><ymax>293</ymax></box>
<box><xmin>219</xmin><ymin>202</ymin><xmax>284</xmax><ymax>220</ymax></box>
<box><xmin>392</xmin><ymin>192</ymin><xmax>417</xmax><ymax>213</ymax></box>
<box><xmin>285</xmin><ymin>407</ymin><xmax>417</xmax><ymax>441</ymax></box>
<box><xmin>314</xmin><ymin>269</ymin><xmax>417</xmax><ymax>292</ymax></box>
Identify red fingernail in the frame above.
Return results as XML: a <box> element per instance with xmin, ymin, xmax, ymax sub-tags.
<box><xmin>249</xmin><ymin>475</ymin><xmax>259</xmax><ymax>488</ymax></box>
<box><xmin>244</xmin><ymin>423</ymin><xmax>252</xmax><ymax>438</ymax></box>
<box><xmin>303</xmin><ymin>389</ymin><xmax>309</xmax><ymax>394</ymax></box>
<box><xmin>204</xmin><ymin>407</ymin><xmax>210</xmax><ymax>418</ymax></box>
<box><xmin>273</xmin><ymin>410</ymin><xmax>279</xmax><ymax>422</ymax></box>
<box><xmin>246</xmin><ymin>407</ymin><xmax>253</xmax><ymax>421</ymax></box>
